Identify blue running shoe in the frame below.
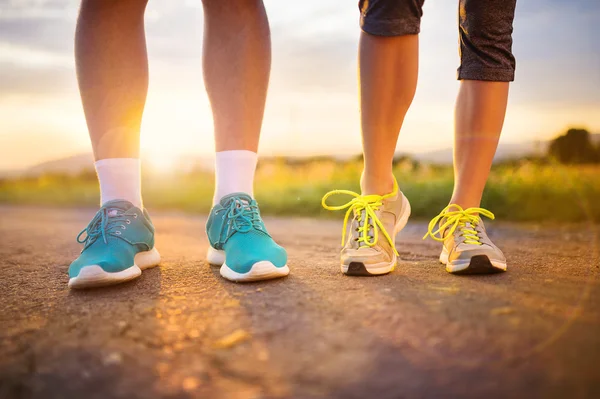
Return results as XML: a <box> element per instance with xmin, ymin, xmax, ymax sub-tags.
<box><xmin>206</xmin><ymin>193</ymin><xmax>289</xmax><ymax>282</ymax></box>
<box><xmin>68</xmin><ymin>200</ymin><xmax>160</xmax><ymax>289</ymax></box>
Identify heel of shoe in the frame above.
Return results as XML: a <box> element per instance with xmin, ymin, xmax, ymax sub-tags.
<box><xmin>393</xmin><ymin>194</ymin><xmax>412</xmax><ymax>236</ymax></box>
<box><xmin>207</xmin><ymin>246</ymin><xmax>225</xmax><ymax>266</ymax></box>
<box><xmin>135</xmin><ymin>247</ymin><xmax>161</xmax><ymax>270</ymax></box>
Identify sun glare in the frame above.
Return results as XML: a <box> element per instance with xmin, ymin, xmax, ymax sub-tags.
<box><xmin>139</xmin><ymin>93</ymin><xmax>215</xmax><ymax>170</ymax></box>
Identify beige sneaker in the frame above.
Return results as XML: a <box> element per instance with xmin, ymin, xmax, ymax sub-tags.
<box><xmin>424</xmin><ymin>205</ymin><xmax>507</xmax><ymax>274</ymax></box>
<box><xmin>322</xmin><ymin>178</ymin><xmax>411</xmax><ymax>276</ymax></box>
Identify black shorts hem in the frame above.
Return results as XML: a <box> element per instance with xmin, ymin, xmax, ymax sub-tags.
<box><xmin>360</xmin><ymin>16</ymin><xmax>421</xmax><ymax>37</ymax></box>
<box><xmin>457</xmin><ymin>67</ymin><xmax>515</xmax><ymax>82</ymax></box>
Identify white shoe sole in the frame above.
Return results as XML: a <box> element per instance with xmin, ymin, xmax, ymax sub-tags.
<box><xmin>342</xmin><ymin>193</ymin><xmax>411</xmax><ymax>276</ymax></box>
<box><xmin>207</xmin><ymin>246</ymin><xmax>226</xmax><ymax>265</ymax></box>
<box><xmin>221</xmin><ymin>261</ymin><xmax>290</xmax><ymax>282</ymax></box>
<box><xmin>68</xmin><ymin>247</ymin><xmax>161</xmax><ymax>289</ymax></box>
<box><xmin>439</xmin><ymin>247</ymin><xmax>507</xmax><ymax>274</ymax></box>
<box><xmin>342</xmin><ymin>260</ymin><xmax>396</xmax><ymax>276</ymax></box>
<box><xmin>206</xmin><ymin>247</ymin><xmax>289</xmax><ymax>282</ymax></box>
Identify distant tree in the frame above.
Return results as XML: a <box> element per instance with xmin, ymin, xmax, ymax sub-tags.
<box><xmin>548</xmin><ymin>128</ymin><xmax>599</xmax><ymax>164</ymax></box>
<box><xmin>352</xmin><ymin>153</ymin><xmax>364</xmax><ymax>163</ymax></box>
<box><xmin>76</xmin><ymin>169</ymin><xmax>98</xmax><ymax>182</ymax></box>
<box><xmin>392</xmin><ymin>154</ymin><xmax>411</xmax><ymax>166</ymax></box>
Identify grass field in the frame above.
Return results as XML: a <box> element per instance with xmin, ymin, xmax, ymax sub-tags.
<box><xmin>1</xmin><ymin>159</ymin><xmax>599</xmax><ymax>223</ymax></box>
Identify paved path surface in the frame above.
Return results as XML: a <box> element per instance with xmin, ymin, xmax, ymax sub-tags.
<box><xmin>1</xmin><ymin>205</ymin><xmax>599</xmax><ymax>399</ymax></box>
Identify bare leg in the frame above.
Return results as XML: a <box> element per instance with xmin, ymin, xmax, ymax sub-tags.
<box><xmin>201</xmin><ymin>1</ymin><xmax>289</xmax><ymax>283</ymax></box>
<box><xmin>359</xmin><ymin>32</ymin><xmax>419</xmax><ymax>195</ymax></box>
<box><xmin>69</xmin><ymin>0</ymin><xmax>154</xmax><ymax>289</ymax></box>
<box><xmin>202</xmin><ymin>0</ymin><xmax>271</xmax><ymax>152</ymax></box>
<box><xmin>75</xmin><ymin>0</ymin><xmax>149</xmax><ymax>160</ymax></box>
<box><xmin>450</xmin><ymin>80</ymin><xmax>509</xmax><ymax>209</ymax></box>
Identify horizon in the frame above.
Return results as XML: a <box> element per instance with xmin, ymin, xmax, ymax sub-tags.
<box><xmin>2</xmin><ymin>126</ymin><xmax>599</xmax><ymax>174</ymax></box>
<box><xmin>9</xmin><ymin>131</ymin><xmax>600</xmax><ymax>177</ymax></box>
<box><xmin>1</xmin><ymin>0</ymin><xmax>599</xmax><ymax>171</ymax></box>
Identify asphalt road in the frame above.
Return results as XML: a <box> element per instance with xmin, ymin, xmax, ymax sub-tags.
<box><xmin>1</xmin><ymin>205</ymin><xmax>599</xmax><ymax>399</ymax></box>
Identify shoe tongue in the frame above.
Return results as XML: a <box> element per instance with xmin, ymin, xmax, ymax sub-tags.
<box><xmin>102</xmin><ymin>200</ymin><xmax>136</xmax><ymax>216</ymax></box>
<box><xmin>355</xmin><ymin>210</ymin><xmax>375</xmax><ymax>247</ymax></box>
<box><xmin>219</xmin><ymin>193</ymin><xmax>253</xmax><ymax>207</ymax></box>
<box><xmin>357</xmin><ymin>211</ymin><xmax>368</xmax><ymax>228</ymax></box>
<box><xmin>463</xmin><ymin>217</ymin><xmax>482</xmax><ymax>228</ymax></box>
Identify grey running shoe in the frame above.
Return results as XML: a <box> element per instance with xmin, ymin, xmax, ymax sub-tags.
<box><xmin>424</xmin><ymin>205</ymin><xmax>507</xmax><ymax>274</ymax></box>
<box><xmin>322</xmin><ymin>178</ymin><xmax>411</xmax><ymax>276</ymax></box>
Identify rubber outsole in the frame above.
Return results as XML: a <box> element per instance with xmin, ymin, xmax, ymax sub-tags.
<box><xmin>220</xmin><ymin>261</ymin><xmax>290</xmax><ymax>282</ymax></box>
<box><xmin>206</xmin><ymin>247</ymin><xmax>226</xmax><ymax>266</ymax></box>
<box><xmin>206</xmin><ymin>247</ymin><xmax>289</xmax><ymax>282</ymax></box>
<box><xmin>68</xmin><ymin>247</ymin><xmax>161</xmax><ymax>289</ymax></box>
<box><xmin>344</xmin><ymin>262</ymin><xmax>379</xmax><ymax>277</ymax></box>
<box><xmin>342</xmin><ymin>259</ymin><xmax>398</xmax><ymax>276</ymax></box>
<box><xmin>449</xmin><ymin>255</ymin><xmax>506</xmax><ymax>275</ymax></box>
<box><xmin>440</xmin><ymin>248</ymin><xmax>507</xmax><ymax>275</ymax></box>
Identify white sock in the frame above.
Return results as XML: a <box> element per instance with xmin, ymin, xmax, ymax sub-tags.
<box><xmin>213</xmin><ymin>150</ymin><xmax>257</xmax><ymax>204</ymax></box>
<box><xmin>95</xmin><ymin>158</ymin><xmax>143</xmax><ymax>209</ymax></box>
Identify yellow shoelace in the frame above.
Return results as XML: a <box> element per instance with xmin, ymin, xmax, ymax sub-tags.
<box><xmin>423</xmin><ymin>204</ymin><xmax>495</xmax><ymax>245</ymax></box>
<box><xmin>322</xmin><ymin>178</ymin><xmax>399</xmax><ymax>255</ymax></box>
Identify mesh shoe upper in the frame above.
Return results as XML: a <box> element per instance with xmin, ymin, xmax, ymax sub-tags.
<box><xmin>68</xmin><ymin>200</ymin><xmax>155</xmax><ymax>277</ymax></box>
<box><xmin>444</xmin><ymin>220</ymin><xmax>506</xmax><ymax>265</ymax></box>
<box><xmin>340</xmin><ymin>191</ymin><xmax>406</xmax><ymax>266</ymax></box>
<box><xmin>423</xmin><ymin>205</ymin><xmax>506</xmax><ymax>265</ymax></box>
<box><xmin>322</xmin><ymin>178</ymin><xmax>410</xmax><ymax>269</ymax></box>
<box><xmin>206</xmin><ymin>193</ymin><xmax>287</xmax><ymax>274</ymax></box>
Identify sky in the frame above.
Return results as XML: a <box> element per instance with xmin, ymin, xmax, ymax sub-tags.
<box><xmin>0</xmin><ymin>0</ymin><xmax>599</xmax><ymax>172</ymax></box>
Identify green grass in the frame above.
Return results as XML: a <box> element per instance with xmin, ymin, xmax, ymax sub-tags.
<box><xmin>1</xmin><ymin>159</ymin><xmax>599</xmax><ymax>223</ymax></box>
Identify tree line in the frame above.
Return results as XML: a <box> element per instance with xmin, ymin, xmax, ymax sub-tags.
<box><xmin>548</xmin><ymin>128</ymin><xmax>600</xmax><ymax>164</ymax></box>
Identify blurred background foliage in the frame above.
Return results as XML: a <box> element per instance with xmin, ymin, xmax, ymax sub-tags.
<box><xmin>1</xmin><ymin>128</ymin><xmax>599</xmax><ymax>223</ymax></box>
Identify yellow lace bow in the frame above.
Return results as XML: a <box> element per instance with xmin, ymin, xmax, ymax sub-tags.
<box><xmin>322</xmin><ymin>178</ymin><xmax>399</xmax><ymax>255</ymax></box>
<box><xmin>423</xmin><ymin>205</ymin><xmax>494</xmax><ymax>245</ymax></box>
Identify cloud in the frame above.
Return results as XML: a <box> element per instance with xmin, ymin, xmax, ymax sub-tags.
<box><xmin>0</xmin><ymin>0</ymin><xmax>598</xmax><ymax>140</ymax></box>
<box><xmin>0</xmin><ymin>42</ymin><xmax>71</xmax><ymax>67</ymax></box>
<box><xmin>0</xmin><ymin>0</ymin><xmax>76</xmax><ymax>53</ymax></box>
<box><xmin>0</xmin><ymin>64</ymin><xmax>74</xmax><ymax>97</ymax></box>
<box><xmin>2</xmin><ymin>0</ymin><xmax>595</xmax><ymax>102</ymax></box>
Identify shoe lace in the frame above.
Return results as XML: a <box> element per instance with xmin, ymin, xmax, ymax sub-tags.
<box><xmin>76</xmin><ymin>207</ymin><xmax>135</xmax><ymax>249</ymax></box>
<box><xmin>423</xmin><ymin>205</ymin><xmax>494</xmax><ymax>245</ymax></box>
<box><xmin>322</xmin><ymin>179</ymin><xmax>399</xmax><ymax>256</ymax></box>
<box><xmin>220</xmin><ymin>197</ymin><xmax>263</xmax><ymax>240</ymax></box>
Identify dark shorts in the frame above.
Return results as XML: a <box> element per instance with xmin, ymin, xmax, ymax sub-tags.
<box><xmin>358</xmin><ymin>0</ymin><xmax>516</xmax><ymax>82</ymax></box>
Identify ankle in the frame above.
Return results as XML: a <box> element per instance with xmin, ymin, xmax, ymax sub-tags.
<box><xmin>448</xmin><ymin>195</ymin><xmax>483</xmax><ymax>212</ymax></box>
<box><xmin>360</xmin><ymin>171</ymin><xmax>395</xmax><ymax>196</ymax></box>
<box><xmin>213</xmin><ymin>150</ymin><xmax>257</xmax><ymax>205</ymax></box>
<box><xmin>95</xmin><ymin>158</ymin><xmax>143</xmax><ymax>209</ymax></box>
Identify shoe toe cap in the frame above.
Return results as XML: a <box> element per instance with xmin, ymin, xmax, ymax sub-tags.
<box><xmin>69</xmin><ymin>242</ymin><xmax>136</xmax><ymax>277</ymax></box>
<box><xmin>224</xmin><ymin>237</ymin><xmax>287</xmax><ymax>274</ymax></box>
<box><xmin>449</xmin><ymin>244</ymin><xmax>506</xmax><ymax>264</ymax></box>
<box><xmin>340</xmin><ymin>247</ymin><xmax>393</xmax><ymax>266</ymax></box>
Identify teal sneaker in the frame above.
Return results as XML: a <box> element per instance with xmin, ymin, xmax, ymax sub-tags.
<box><xmin>206</xmin><ymin>193</ymin><xmax>289</xmax><ymax>282</ymax></box>
<box><xmin>68</xmin><ymin>200</ymin><xmax>160</xmax><ymax>289</ymax></box>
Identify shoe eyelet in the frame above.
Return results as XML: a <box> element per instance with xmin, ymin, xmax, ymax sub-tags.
<box><xmin>133</xmin><ymin>214</ymin><xmax>138</xmax><ymax>219</ymax></box>
<box><xmin>121</xmin><ymin>225</ymin><xmax>126</xmax><ymax>229</ymax></box>
<box><xmin>115</xmin><ymin>231</ymin><xmax>122</xmax><ymax>235</ymax></box>
<box><xmin>126</xmin><ymin>219</ymin><xmax>131</xmax><ymax>224</ymax></box>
